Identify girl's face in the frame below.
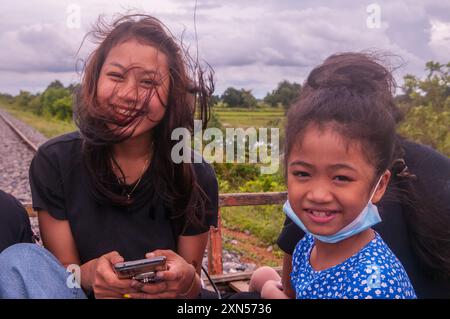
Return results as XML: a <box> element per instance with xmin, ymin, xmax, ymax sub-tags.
<box><xmin>287</xmin><ymin>123</ymin><xmax>390</xmax><ymax>237</ymax></box>
<box><xmin>96</xmin><ymin>38</ymin><xmax>170</xmax><ymax>138</ymax></box>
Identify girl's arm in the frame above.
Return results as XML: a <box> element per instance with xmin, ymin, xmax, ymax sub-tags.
<box><xmin>38</xmin><ymin>211</ymin><xmax>133</xmax><ymax>298</ymax></box>
<box><xmin>281</xmin><ymin>253</ymin><xmax>296</xmax><ymax>298</ymax></box>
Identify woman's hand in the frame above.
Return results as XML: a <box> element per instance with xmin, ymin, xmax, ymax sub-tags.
<box><xmin>261</xmin><ymin>280</ymin><xmax>290</xmax><ymax>299</ymax></box>
<box><xmin>127</xmin><ymin>249</ymin><xmax>199</xmax><ymax>299</ymax></box>
<box><xmin>91</xmin><ymin>251</ymin><xmax>134</xmax><ymax>299</ymax></box>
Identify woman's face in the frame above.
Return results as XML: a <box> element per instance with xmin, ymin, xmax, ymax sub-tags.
<box><xmin>286</xmin><ymin>123</ymin><xmax>390</xmax><ymax>237</ymax></box>
<box><xmin>96</xmin><ymin>38</ymin><xmax>170</xmax><ymax>138</ymax></box>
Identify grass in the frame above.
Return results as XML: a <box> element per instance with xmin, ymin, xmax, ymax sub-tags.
<box><xmin>213</xmin><ymin>108</ymin><xmax>285</xmax><ymax>128</ymax></box>
<box><xmin>221</xmin><ymin>204</ymin><xmax>285</xmax><ymax>246</ymax></box>
<box><xmin>0</xmin><ymin>104</ymin><xmax>76</xmax><ymax>138</ymax></box>
<box><xmin>213</xmin><ymin>106</ymin><xmax>285</xmax><ymax>112</ymax></box>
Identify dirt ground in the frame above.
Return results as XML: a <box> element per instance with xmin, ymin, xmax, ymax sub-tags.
<box><xmin>222</xmin><ymin>227</ymin><xmax>283</xmax><ymax>267</ymax></box>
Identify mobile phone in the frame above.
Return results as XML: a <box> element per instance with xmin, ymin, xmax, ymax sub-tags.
<box><xmin>114</xmin><ymin>256</ymin><xmax>167</xmax><ymax>283</ymax></box>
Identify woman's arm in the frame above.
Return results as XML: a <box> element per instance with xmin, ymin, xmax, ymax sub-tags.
<box><xmin>38</xmin><ymin>211</ymin><xmax>80</xmax><ymax>267</ymax></box>
<box><xmin>38</xmin><ymin>211</ymin><xmax>133</xmax><ymax>297</ymax></box>
<box><xmin>176</xmin><ymin>232</ymin><xmax>209</xmax><ymax>298</ymax></box>
<box><xmin>177</xmin><ymin>232</ymin><xmax>209</xmax><ymax>275</ymax></box>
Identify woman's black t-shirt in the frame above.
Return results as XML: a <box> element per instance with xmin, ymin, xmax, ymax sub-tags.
<box><xmin>29</xmin><ymin>131</ymin><xmax>218</xmax><ymax>265</ymax></box>
<box><xmin>277</xmin><ymin>139</ymin><xmax>450</xmax><ymax>298</ymax></box>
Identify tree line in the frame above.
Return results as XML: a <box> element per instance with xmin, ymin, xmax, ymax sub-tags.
<box><xmin>216</xmin><ymin>80</ymin><xmax>301</xmax><ymax>109</ymax></box>
<box><xmin>0</xmin><ymin>79</ymin><xmax>302</xmax><ymax>122</ymax></box>
<box><xmin>0</xmin><ymin>61</ymin><xmax>448</xmax><ymax>156</ymax></box>
<box><xmin>396</xmin><ymin>61</ymin><xmax>450</xmax><ymax>156</ymax></box>
<box><xmin>0</xmin><ymin>80</ymin><xmax>75</xmax><ymax>121</ymax></box>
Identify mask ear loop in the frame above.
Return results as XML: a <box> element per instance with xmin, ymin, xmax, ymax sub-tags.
<box><xmin>368</xmin><ymin>171</ymin><xmax>387</xmax><ymax>204</ymax></box>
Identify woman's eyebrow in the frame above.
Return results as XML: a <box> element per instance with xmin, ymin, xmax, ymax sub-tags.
<box><xmin>141</xmin><ymin>69</ymin><xmax>159</xmax><ymax>76</ymax></box>
<box><xmin>108</xmin><ymin>62</ymin><xmax>159</xmax><ymax>75</ymax></box>
<box><xmin>108</xmin><ymin>62</ymin><xmax>126</xmax><ymax>70</ymax></box>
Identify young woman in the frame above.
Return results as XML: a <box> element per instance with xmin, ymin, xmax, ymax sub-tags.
<box><xmin>1</xmin><ymin>14</ymin><xmax>218</xmax><ymax>299</ymax></box>
<box><xmin>249</xmin><ymin>52</ymin><xmax>428</xmax><ymax>299</ymax></box>
<box><xmin>274</xmin><ymin>54</ymin><xmax>450</xmax><ymax>299</ymax></box>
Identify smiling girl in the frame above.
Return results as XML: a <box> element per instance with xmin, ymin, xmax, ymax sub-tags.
<box><xmin>249</xmin><ymin>53</ymin><xmax>416</xmax><ymax>299</ymax></box>
<box><xmin>0</xmin><ymin>14</ymin><xmax>217</xmax><ymax>299</ymax></box>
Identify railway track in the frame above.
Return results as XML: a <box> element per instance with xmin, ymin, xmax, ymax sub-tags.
<box><xmin>0</xmin><ymin>112</ymin><xmax>39</xmax><ymax>153</ymax></box>
<box><xmin>0</xmin><ymin>111</ymin><xmax>38</xmax><ymax>204</ymax></box>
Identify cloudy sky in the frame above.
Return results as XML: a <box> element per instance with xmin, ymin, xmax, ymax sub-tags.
<box><xmin>0</xmin><ymin>0</ymin><xmax>449</xmax><ymax>97</ymax></box>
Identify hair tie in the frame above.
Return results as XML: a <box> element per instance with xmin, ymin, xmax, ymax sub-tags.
<box><xmin>392</xmin><ymin>158</ymin><xmax>416</xmax><ymax>179</ymax></box>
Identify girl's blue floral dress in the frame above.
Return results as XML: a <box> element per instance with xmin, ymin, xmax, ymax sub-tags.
<box><xmin>291</xmin><ymin>232</ymin><xmax>416</xmax><ymax>299</ymax></box>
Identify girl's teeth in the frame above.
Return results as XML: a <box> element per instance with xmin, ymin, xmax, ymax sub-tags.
<box><xmin>311</xmin><ymin>210</ymin><xmax>334</xmax><ymax>217</ymax></box>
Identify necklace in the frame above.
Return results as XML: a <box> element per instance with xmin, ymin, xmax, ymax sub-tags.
<box><xmin>112</xmin><ymin>155</ymin><xmax>150</xmax><ymax>201</ymax></box>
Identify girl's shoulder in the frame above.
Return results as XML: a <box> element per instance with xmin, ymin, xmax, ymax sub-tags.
<box><xmin>344</xmin><ymin>232</ymin><xmax>417</xmax><ymax>299</ymax></box>
<box><xmin>356</xmin><ymin>232</ymin><xmax>407</xmax><ymax>266</ymax></box>
<box><xmin>293</xmin><ymin>233</ymin><xmax>315</xmax><ymax>256</ymax></box>
<box><xmin>291</xmin><ymin>233</ymin><xmax>315</xmax><ymax>271</ymax></box>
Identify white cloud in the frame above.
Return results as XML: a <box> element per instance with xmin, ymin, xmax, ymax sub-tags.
<box><xmin>0</xmin><ymin>23</ymin><xmax>83</xmax><ymax>73</ymax></box>
<box><xmin>0</xmin><ymin>0</ymin><xmax>448</xmax><ymax>97</ymax></box>
<box><xmin>214</xmin><ymin>63</ymin><xmax>309</xmax><ymax>98</ymax></box>
<box><xmin>0</xmin><ymin>71</ymin><xmax>79</xmax><ymax>95</ymax></box>
<box><xmin>429</xmin><ymin>19</ymin><xmax>450</xmax><ymax>61</ymax></box>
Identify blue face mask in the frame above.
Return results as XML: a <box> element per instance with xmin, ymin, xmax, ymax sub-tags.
<box><xmin>283</xmin><ymin>175</ymin><xmax>384</xmax><ymax>244</ymax></box>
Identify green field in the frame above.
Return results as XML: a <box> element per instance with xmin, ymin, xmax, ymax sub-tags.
<box><xmin>1</xmin><ymin>103</ymin><xmax>287</xmax><ymax>138</ymax></box>
<box><xmin>213</xmin><ymin>107</ymin><xmax>285</xmax><ymax>128</ymax></box>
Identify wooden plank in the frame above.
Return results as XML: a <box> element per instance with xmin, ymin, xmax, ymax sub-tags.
<box><xmin>210</xmin><ymin>270</ymin><xmax>254</xmax><ymax>283</ymax></box>
<box><xmin>210</xmin><ymin>266</ymin><xmax>282</xmax><ymax>284</ymax></box>
<box><xmin>219</xmin><ymin>192</ymin><xmax>287</xmax><ymax>207</ymax></box>
<box><xmin>24</xmin><ymin>204</ymin><xmax>36</xmax><ymax>217</ymax></box>
<box><xmin>229</xmin><ymin>280</ymin><xmax>249</xmax><ymax>293</ymax></box>
<box><xmin>211</xmin><ymin>192</ymin><xmax>287</xmax><ymax>275</ymax></box>
<box><xmin>26</xmin><ymin>193</ymin><xmax>288</xmax><ymax>215</ymax></box>
<box><xmin>208</xmin><ymin>209</ymin><xmax>223</xmax><ymax>275</ymax></box>
<box><xmin>24</xmin><ymin>193</ymin><xmax>288</xmax><ymax>217</ymax></box>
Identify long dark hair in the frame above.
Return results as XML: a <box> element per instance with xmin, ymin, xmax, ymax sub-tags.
<box><xmin>285</xmin><ymin>52</ymin><xmax>450</xmax><ymax>279</ymax></box>
<box><xmin>73</xmin><ymin>14</ymin><xmax>214</xmax><ymax>233</ymax></box>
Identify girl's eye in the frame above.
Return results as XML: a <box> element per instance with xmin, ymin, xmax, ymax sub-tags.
<box><xmin>292</xmin><ymin>171</ymin><xmax>310</xmax><ymax>178</ymax></box>
<box><xmin>333</xmin><ymin>175</ymin><xmax>352</xmax><ymax>182</ymax></box>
